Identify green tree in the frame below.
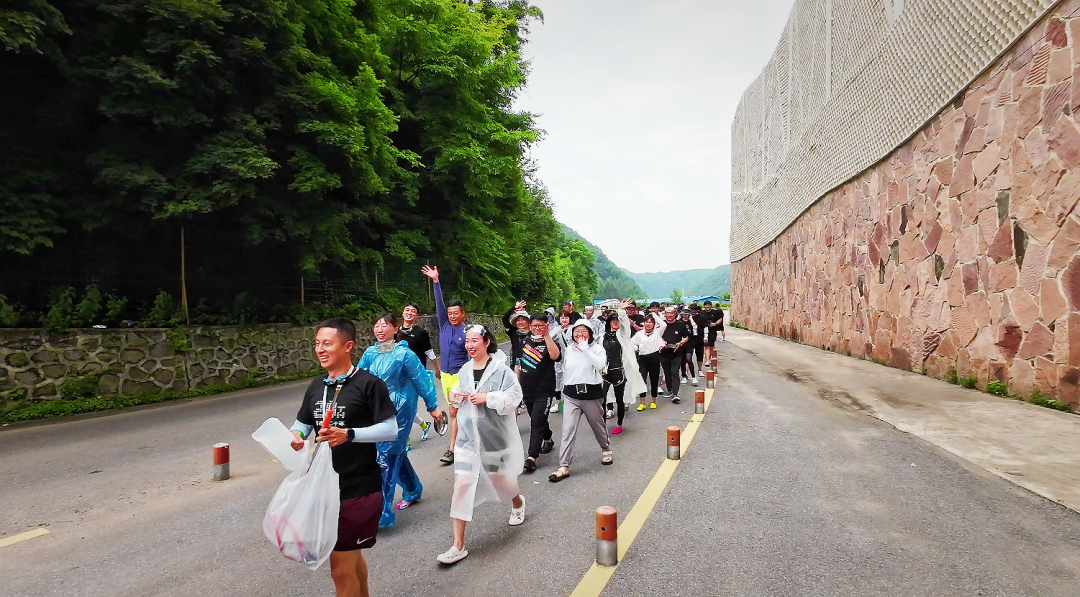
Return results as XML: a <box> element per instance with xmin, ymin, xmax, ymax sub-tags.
<box><xmin>0</xmin><ymin>0</ymin><xmax>596</xmax><ymax>323</ymax></box>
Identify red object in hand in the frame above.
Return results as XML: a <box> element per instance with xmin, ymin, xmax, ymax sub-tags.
<box><xmin>321</xmin><ymin>408</ymin><xmax>334</xmax><ymax>430</ymax></box>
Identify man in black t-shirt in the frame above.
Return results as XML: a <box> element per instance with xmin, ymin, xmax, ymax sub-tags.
<box><xmin>519</xmin><ymin>313</ymin><xmax>562</xmax><ymax>473</ymax></box>
<box><xmin>659</xmin><ymin>306</ymin><xmax>689</xmax><ymax>403</ymax></box>
<box><xmin>702</xmin><ymin>301</ymin><xmax>724</xmax><ymax>361</ymax></box>
<box><xmin>561</xmin><ymin>301</ymin><xmax>582</xmax><ymax>324</ymax></box>
<box><xmin>625</xmin><ymin>303</ymin><xmax>646</xmax><ymax>335</ymax></box>
<box><xmin>398</xmin><ymin>302</ymin><xmax>442</xmax><ymax>441</ymax></box>
<box><xmin>397</xmin><ymin>302</ymin><xmax>439</xmax><ymax>371</ymax></box>
<box><xmin>289</xmin><ymin>318</ymin><xmax>398</xmax><ymax>597</ymax></box>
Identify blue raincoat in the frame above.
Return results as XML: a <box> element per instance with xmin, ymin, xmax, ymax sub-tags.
<box><xmin>358</xmin><ymin>342</ymin><xmax>438</xmax><ymax>527</ymax></box>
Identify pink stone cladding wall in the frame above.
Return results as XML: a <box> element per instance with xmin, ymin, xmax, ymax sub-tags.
<box><xmin>731</xmin><ymin>2</ymin><xmax>1080</xmax><ymax>405</ymax></box>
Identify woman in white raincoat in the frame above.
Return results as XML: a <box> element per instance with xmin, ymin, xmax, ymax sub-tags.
<box><xmin>603</xmin><ymin>300</ymin><xmax>648</xmax><ymax>433</ymax></box>
<box><xmin>436</xmin><ymin>324</ymin><xmax>526</xmax><ymax>565</ymax></box>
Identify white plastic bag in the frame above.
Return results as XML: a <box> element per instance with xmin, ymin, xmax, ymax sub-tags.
<box><xmin>252</xmin><ymin>417</ymin><xmax>311</xmax><ymax>472</ymax></box>
<box><xmin>262</xmin><ymin>443</ymin><xmax>340</xmax><ymax>570</ymax></box>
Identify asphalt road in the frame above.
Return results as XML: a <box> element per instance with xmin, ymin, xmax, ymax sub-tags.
<box><xmin>3</xmin><ymin>341</ymin><xmax>1079</xmax><ymax>597</ymax></box>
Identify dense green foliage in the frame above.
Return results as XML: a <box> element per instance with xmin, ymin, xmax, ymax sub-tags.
<box><xmin>628</xmin><ymin>265</ymin><xmax>731</xmax><ymax>299</ymax></box>
<box><xmin>0</xmin><ymin>0</ymin><xmax>595</xmax><ymax>324</ymax></box>
<box><xmin>562</xmin><ymin>225</ymin><xmax>643</xmax><ymax>299</ymax></box>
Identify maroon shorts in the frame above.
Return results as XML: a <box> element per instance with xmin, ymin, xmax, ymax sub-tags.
<box><xmin>334</xmin><ymin>491</ymin><xmax>382</xmax><ymax>552</ymax></box>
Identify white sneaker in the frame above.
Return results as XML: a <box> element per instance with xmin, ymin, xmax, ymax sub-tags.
<box><xmin>509</xmin><ymin>499</ymin><xmax>526</xmax><ymax>526</ymax></box>
<box><xmin>692</xmin><ymin>378</ymin><xmax>699</xmax><ymax>386</ymax></box>
<box><xmin>698</xmin><ymin>371</ymin><xmax>704</xmax><ymax>378</ymax></box>
<box><xmin>680</xmin><ymin>377</ymin><xmax>688</xmax><ymax>384</ymax></box>
<box><xmin>437</xmin><ymin>545</ymin><xmax>469</xmax><ymax>564</ymax></box>
<box><xmin>549</xmin><ymin>402</ymin><xmax>560</xmax><ymax>414</ymax></box>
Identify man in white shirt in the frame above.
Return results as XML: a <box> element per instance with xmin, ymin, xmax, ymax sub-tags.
<box><xmin>631</xmin><ymin>316</ymin><xmax>665</xmax><ymax>410</ymax></box>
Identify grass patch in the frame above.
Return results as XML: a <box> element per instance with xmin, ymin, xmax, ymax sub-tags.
<box><xmin>945</xmin><ymin>369</ymin><xmax>959</xmax><ymax>385</ymax></box>
<box><xmin>1</xmin><ymin>369</ymin><xmax>321</xmax><ymax>423</ymax></box>
<box><xmin>986</xmin><ymin>381</ymin><xmax>1008</xmax><ymax>396</ymax></box>
<box><xmin>729</xmin><ymin>320</ymin><xmax>748</xmax><ymax>330</ymax></box>
<box><xmin>958</xmin><ymin>375</ymin><xmax>977</xmax><ymax>389</ymax></box>
<box><xmin>1027</xmin><ymin>389</ymin><xmax>1073</xmax><ymax>413</ymax></box>
<box><xmin>871</xmin><ymin>357</ymin><xmax>887</xmax><ymax>366</ymax></box>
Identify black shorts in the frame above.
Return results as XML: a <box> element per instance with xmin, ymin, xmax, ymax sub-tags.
<box><xmin>335</xmin><ymin>490</ymin><xmax>382</xmax><ymax>551</ymax></box>
<box><xmin>705</xmin><ymin>330</ymin><xmax>719</xmax><ymax>347</ymax></box>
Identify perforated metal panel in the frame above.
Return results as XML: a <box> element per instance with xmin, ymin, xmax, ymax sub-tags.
<box><xmin>730</xmin><ymin>0</ymin><xmax>1059</xmax><ymax>262</ymax></box>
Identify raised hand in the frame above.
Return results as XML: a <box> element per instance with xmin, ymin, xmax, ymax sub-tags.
<box><xmin>421</xmin><ymin>265</ymin><xmax>439</xmax><ymax>282</ymax></box>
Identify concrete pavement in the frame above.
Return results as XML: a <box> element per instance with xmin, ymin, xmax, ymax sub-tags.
<box><xmin>2</xmin><ymin>338</ymin><xmax>1079</xmax><ymax>596</ymax></box>
<box><xmin>0</xmin><ymin>366</ymin><xmax>694</xmax><ymax>597</ymax></box>
<box><xmin>727</xmin><ymin>327</ymin><xmax>1080</xmax><ymax>512</ymax></box>
<box><xmin>606</xmin><ymin>341</ymin><xmax>1080</xmax><ymax>596</ymax></box>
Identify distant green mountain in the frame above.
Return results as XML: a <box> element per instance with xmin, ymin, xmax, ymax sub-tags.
<box><xmin>686</xmin><ymin>266</ymin><xmax>731</xmax><ymax>297</ymax></box>
<box><xmin>561</xmin><ymin>225</ymin><xmax>645</xmax><ymax>299</ymax></box>
<box><xmin>628</xmin><ymin>265</ymin><xmax>731</xmax><ymax>299</ymax></box>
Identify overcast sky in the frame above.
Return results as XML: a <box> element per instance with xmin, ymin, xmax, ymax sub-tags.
<box><xmin>514</xmin><ymin>0</ymin><xmax>794</xmax><ymax>273</ymax></box>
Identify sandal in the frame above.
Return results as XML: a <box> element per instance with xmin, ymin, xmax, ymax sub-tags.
<box><xmin>601</xmin><ymin>451</ymin><xmax>614</xmax><ymax>466</ymax></box>
<box><xmin>548</xmin><ymin>466</ymin><xmax>571</xmax><ymax>483</ymax></box>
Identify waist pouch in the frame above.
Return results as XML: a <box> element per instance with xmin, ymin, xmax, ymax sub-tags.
<box><xmin>563</xmin><ymin>383</ymin><xmax>605</xmax><ymax>400</ymax></box>
<box><xmin>603</xmin><ymin>367</ymin><xmax>626</xmax><ymax>386</ymax></box>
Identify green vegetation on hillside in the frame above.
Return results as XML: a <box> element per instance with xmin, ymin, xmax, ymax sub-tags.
<box><xmin>0</xmin><ymin>0</ymin><xmax>595</xmax><ymax>321</ymax></box>
<box><xmin>686</xmin><ymin>266</ymin><xmax>732</xmax><ymax>297</ymax></box>
<box><xmin>629</xmin><ymin>266</ymin><xmax>730</xmax><ymax>299</ymax></box>
<box><xmin>562</xmin><ymin>226</ymin><xmax>644</xmax><ymax>299</ymax></box>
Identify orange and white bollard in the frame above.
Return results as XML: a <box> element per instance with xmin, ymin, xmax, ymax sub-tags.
<box><xmin>710</xmin><ymin>356</ymin><xmax>718</xmax><ymax>370</ymax></box>
<box><xmin>666</xmin><ymin>426</ymin><xmax>681</xmax><ymax>460</ymax></box>
<box><xmin>694</xmin><ymin>389</ymin><xmax>705</xmax><ymax>414</ymax></box>
<box><xmin>706</xmin><ymin>370</ymin><xmax>715</xmax><ymax>389</ymax></box>
<box><xmin>213</xmin><ymin>442</ymin><xmax>230</xmax><ymax>481</ymax></box>
<box><xmin>595</xmin><ymin>506</ymin><xmax>618</xmax><ymax>567</ymax></box>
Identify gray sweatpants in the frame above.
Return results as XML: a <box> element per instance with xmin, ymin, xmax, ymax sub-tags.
<box><xmin>559</xmin><ymin>396</ymin><xmax>610</xmax><ymax>467</ymax></box>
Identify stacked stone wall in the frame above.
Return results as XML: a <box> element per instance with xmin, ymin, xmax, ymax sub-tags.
<box><xmin>731</xmin><ymin>2</ymin><xmax>1080</xmax><ymax>404</ymax></box>
<box><xmin>0</xmin><ymin>313</ymin><xmax>504</xmax><ymax>401</ymax></box>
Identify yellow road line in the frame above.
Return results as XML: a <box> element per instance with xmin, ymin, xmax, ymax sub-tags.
<box><xmin>0</xmin><ymin>528</ymin><xmax>49</xmax><ymax>548</ymax></box>
<box><xmin>569</xmin><ymin>387</ymin><xmax>714</xmax><ymax>597</ymax></box>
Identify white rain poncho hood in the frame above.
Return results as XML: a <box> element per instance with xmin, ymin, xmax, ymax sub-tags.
<box><xmin>450</xmin><ymin>351</ymin><xmax>524</xmax><ymax>521</ymax></box>
<box><xmin>615</xmin><ymin>309</ymin><xmax>647</xmax><ymax>397</ymax></box>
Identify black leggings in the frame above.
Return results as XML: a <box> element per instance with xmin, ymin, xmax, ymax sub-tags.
<box><xmin>604</xmin><ymin>382</ymin><xmax>627</xmax><ymax>425</ymax></box>
<box><xmin>682</xmin><ymin>344</ymin><xmax>699</xmax><ymax>378</ymax></box>
<box><xmin>637</xmin><ymin>353</ymin><xmax>660</xmax><ymax>398</ymax></box>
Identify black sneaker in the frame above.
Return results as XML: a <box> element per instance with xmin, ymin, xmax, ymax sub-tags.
<box><xmin>671</xmin><ymin>396</ymin><xmax>681</xmax><ymax>404</ymax></box>
<box><xmin>523</xmin><ymin>458</ymin><xmax>537</xmax><ymax>473</ymax></box>
<box><xmin>440</xmin><ymin>450</ymin><xmax>455</xmax><ymax>465</ymax></box>
<box><xmin>540</xmin><ymin>439</ymin><xmax>555</xmax><ymax>454</ymax></box>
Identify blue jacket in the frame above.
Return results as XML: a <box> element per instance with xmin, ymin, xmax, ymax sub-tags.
<box><xmin>434</xmin><ymin>281</ymin><xmax>469</xmax><ymax>375</ymax></box>
<box><xmin>358</xmin><ymin>343</ymin><xmax>438</xmax><ymax>454</ymax></box>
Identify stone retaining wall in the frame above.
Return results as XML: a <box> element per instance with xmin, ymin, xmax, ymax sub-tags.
<box><xmin>0</xmin><ymin>313</ymin><xmax>504</xmax><ymax>401</ymax></box>
<box><xmin>731</xmin><ymin>2</ymin><xmax>1080</xmax><ymax>405</ymax></box>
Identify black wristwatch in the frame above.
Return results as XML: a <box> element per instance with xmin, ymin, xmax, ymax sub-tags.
<box><xmin>346</xmin><ymin>428</ymin><xmax>355</xmax><ymax>442</ymax></box>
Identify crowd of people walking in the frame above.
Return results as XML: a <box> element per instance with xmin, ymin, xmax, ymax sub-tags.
<box><xmin>286</xmin><ymin>265</ymin><xmax>726</xmax><ymax>595</ymax></box>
